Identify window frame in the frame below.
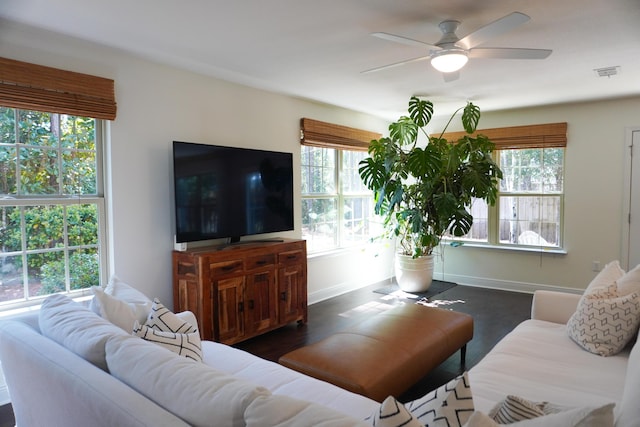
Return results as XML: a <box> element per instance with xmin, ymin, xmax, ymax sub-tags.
<box><xmin>442</xmin><ymin>122</ymin><xmax>567</xmax><ymax>252</ymax></box>
<box><xmin>301</xmin><ymin>145</ymin><xmax>375</xmax><ymax>253</ymax></box>
<box><xmin>0</xmin><ymin>110</ymin><xmax>108</xmax><ymax>311</ymax></box>
<box><xmin>299</xmin><ymin>118</ymin><xmax>381</xmax><ymax>254</ymax></box>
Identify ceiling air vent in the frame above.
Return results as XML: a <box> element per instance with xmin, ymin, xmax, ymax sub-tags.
<box><xmin>594</xmin><ymin>66</ymin><xmax>621</xmax><ymax>78</ymax></box>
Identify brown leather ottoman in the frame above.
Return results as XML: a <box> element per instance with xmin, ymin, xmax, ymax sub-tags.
<box><xmin>278</xmin><ymin>303</ymin><xmax>473</xmax><ymax>402</ymax></box>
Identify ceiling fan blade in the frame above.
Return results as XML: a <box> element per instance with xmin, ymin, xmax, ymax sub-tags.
<box><xmin>457</xmin><ymin>12</ymin><xmax>530</xmax><ymax>49</ymax></box>
<box><xmin>468</xmin><ymin>47</ymin><xmax>552</xmax><ymax>60</ymax></box>
<box><xmin>443</xmin><ymin>71</ymin><xmax>460</xmax><ymax>82</ymax></box>
<box><xmin>361</xmin><ymin>55</ymin><xmax>431</xmax><ymax>74</ymax></box>
<box><xmin>371</xmin><ymin>32</ymin><xmax>440</xmax><ymax>50</ymax></box>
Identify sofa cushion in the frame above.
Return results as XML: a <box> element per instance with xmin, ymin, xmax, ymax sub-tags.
<box><xmin>244</xmin><ymin>394</ymin><xmax>369</xmax><ymax>427</ymax></box>
<box><xmin>464</xmin><ymin>403</ymin><xmax>614</xmax><ymax>427</ymax></box>
<box><xmin>404</xmin><ymin>372</ymin><xmax>474</xmax><ymax>426</ymax></box>
<box><xmin>38</xmin><ymin>294</ymin><xmax>129</xmax><ymax>371</ymax></box>
<box><xmin>105</xmin><ymin>334</ymin><xmax>270</xmax><ymax>427</ymax></box>
<box><xmin>567</xmin><ymin>284</ymin><xmax>640</xmax><ymax>356</ymax></box>
<box><xmin>133</xmin><ymin>321</ymin><xmax>203</xmax><ymax>362</ymax></box>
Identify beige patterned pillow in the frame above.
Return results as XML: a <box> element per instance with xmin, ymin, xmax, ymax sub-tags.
<box><xmin>567</xmin><ymin>283</ymin><xmax>640</xmax><ymax>356</ymax></box>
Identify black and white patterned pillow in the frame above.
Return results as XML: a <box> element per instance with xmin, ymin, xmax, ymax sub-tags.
<box><xmin>146</xmin><ymin>298</ymin><xmax>198</xmax><ymax>334</ymax></box>
<box><xmin>133</xmin><ymin>321</ymin><xmax>203</xmax><ymax>362</ymax></box>
<box><xmin>567</xmin><ymin>283</ymin><xmax>640</xmax><ymax>356</ymax></box>
<box><xmin>404</xmin><ymin>372</ymin><xmax>474</xmax><ymax>427</ymax></box>
<box><xmin>489</xmin><ymin>395</ymin><xmax>547</xmax><ymax>423</ymax></box>
<box><xmin>366</xmin><ymin>396</ymin><xmax>424</xmax><ymax>427</ymax></box>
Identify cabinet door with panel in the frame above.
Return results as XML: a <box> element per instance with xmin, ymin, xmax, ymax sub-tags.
<box><xmin>208</xmin><ymin>257</ymin><xmax>245</xmax><ymax>343</ymax></box>
<box><xmin>278</xmin><ymin>248</ymin><xmax>308</xmax><ymax>324</ymax></box>
<box><xmin>245</xmin><ymin>269</ymin><xmax>278</xmax><ymax>335</ymax></box>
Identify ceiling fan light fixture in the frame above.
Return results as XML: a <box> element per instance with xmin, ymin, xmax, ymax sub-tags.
<box><xmin>430</xmin><ymin>50</ymin><xmax>468</xmax><ymax>73</ymax></box>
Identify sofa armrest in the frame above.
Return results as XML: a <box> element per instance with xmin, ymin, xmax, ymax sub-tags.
<box><xmin>176</xmin><ymin>310</ymin><xmax>199</xmax><ymax>331</ymax></box>
<box><xmin>530</xmin><ymin>290</ymin><xmax>581</xmax><ymax>324</ymax></box>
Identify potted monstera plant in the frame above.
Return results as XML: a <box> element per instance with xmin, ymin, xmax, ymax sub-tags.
<box><xmin>359</xmin><ymin>96</ymin><xmax>502</xmax><ymax>292</ymax></box>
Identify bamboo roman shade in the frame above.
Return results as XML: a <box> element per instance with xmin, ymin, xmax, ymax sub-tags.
<box><xmin>300</xmin><ymin>118</ymin><xmax>381</xmax><ymax>151</ymax></box>
<box><xmin>0</xmin><ymin>57</ymin><xmax>117</xmax><ymax>120</ymax></box>
<box><xmin>441</xmin><ymin>122</ymin><xmax>567</xmax><ymax>149</ymax></box>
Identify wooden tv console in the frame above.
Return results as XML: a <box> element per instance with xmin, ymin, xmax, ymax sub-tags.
<box><xmin>172</xmin><ymin>238</ymin><xmax>307</xmax><ymax>345</ymax></box>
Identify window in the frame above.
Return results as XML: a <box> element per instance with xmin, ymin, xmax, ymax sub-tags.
<box><xmin>299</xmin><ymin>118</ymin><xmax>381</xmax><ymax>253</ymax></box>
<box><xmin>301</xmin><ymin>146</ymin><xmax>377</xmax><ymax>252</ymax></box>
<box><xmin>0</xmin><ymin>108</ymin><xmax>106</xmax><ymax>307</ymax></box>
<box><xmin>0</xmin><ymin>57</ymin><xmax>115</xmax><ymax>310</ymax></box>
<box><xmin>443</xmin><ymin>122</ymin><xmax>567</xmax><ymax>249</ymax></box>
<box><xmin>497</xmin><ymin>148</ymin><xmax>564</xmax><ymax>246</ymax></box>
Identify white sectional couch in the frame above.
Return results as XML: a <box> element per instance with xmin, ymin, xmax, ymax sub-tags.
<box><xmin>1</xmin><ymin>263</ymin><xmax>639</xmax><ymax>426</ymax></box>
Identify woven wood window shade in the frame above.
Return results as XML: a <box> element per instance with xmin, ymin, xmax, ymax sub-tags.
<box><xmin>0</xmin><ymin>57</ymin><xmax>117</xmax><ymax>120</ymax></box>
<box><xmin>300</xmin><ymin>118</ymin><xmax>381</xmax><ymax>151</ymax></box>
<box><xmin>441</xmin><ymin>122</ymin><xmax>567</xmax><ymax>150</ymax></box>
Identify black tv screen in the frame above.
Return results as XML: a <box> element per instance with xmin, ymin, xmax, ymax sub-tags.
<box><xmin>172</xmin><ymin>141</ymin><xmax>294</xmax><ymax>243</ymax></box>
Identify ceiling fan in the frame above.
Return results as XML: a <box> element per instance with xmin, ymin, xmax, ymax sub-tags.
<box><xmin>363</xmin><ymin>12</ymin><xmax>552</xmax><ymax>81</ymax></box>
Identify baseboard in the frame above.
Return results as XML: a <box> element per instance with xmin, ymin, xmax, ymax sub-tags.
<box><xmin>308</xmin><ymin>277</ymin><xmax>393</xmax><ymax>305</ymax></box>
<box><xmin>0</xmin><ymin>385</ymin><xmax>8</xmax><ymax>406</ymax></box>
<box><xmin>434</xmin><ymin>272</ymin><xmax>583</xmax><ymax>295</ymax></box>
<box><xmin>309</xmin><ymin>273</ymin><xmax>583</xmax><ymax>305</ymax></box>
<box><xmin>0</xmin><ymin>361</ymin><xmax>9</xmax><ymax>405</ymax></box>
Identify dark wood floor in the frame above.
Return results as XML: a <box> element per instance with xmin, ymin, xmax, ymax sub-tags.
<box><xmin>0</xmin><ymin>282</ymin><xmax>532</xmax><ymax>424</ymax></box>
<box><xmin>235</xmin><ymin>281</ymin><xmax>533</xmax><ymax>402</ymax></box>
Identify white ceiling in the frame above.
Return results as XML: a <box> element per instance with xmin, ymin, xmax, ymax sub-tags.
<box><xmin>1</xmin><ymin>0</ymin><xmax>640</xmax><ymax>119</ymax></box>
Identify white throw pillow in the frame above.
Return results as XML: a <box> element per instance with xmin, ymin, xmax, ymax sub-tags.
<box><xmin>567</xmin><ymin>283</ymin><xmax>640</xmax><ymax>356</ymax></box>
<box><xmin>245</xmin><ymin>394</ymin><xmax>370</xmax><ymax>427</ymax></box>
<box><xmin>366</xmin><ymin>396</ymin><xmax>424</xmax><ymax>427</ymax></box>
<box><xmin>404</xmin><ymin>372</ymin><xmax>474</xmax><ymax>427</ymax></box>
<box><xmin>105</xmin><ymin>334</ymin><xmax>270</xmax><ymax>427</ymax></box>
<box><xmin>133</xmin><ymin>321</ymin><xmax>203</xmax><ymax>362</ymax></box>
<box><xmin>583</xmin><ymin>260</ymin><xmax>625</xmax><ymax>296</ymax></box>
<box><xmin>146</xmin><ymin>298</ymin><xmax>198</xmax><ymax>334</ymax></box>
<box><xmin>38</xmin><ymin>294</ymin><xmax>129</xmax><ymax>371</ymax></box>
<box><xmin>105</xmin><ymin>275</ymin><xmax>153</xmax><ymax>304</ymax></box>
<box><xmin>91</xmin><ymin>286</ymin><xmax>150</xmax><ymax>332</ymax></box>
<box><xmin>617</xmin><ymin>263</ymin><xmax>640</xmax><ymax>296</ymax></box>
<box><xmin>463</xmin><ymin>403</ymin><xmax>614</xmax><ymax>427</ymax></box>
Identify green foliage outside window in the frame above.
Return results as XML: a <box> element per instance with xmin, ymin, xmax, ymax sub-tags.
<box><xmin>0</xmin><ymin>106</ymin><xmax>101</xmax><ymax>303</ymax></box>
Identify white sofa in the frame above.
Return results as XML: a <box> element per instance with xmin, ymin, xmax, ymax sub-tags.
<box><xmin>0</xmin><ymin>284</ymin><xmax>638</xmax><ymax>426</ymax></box>
<box><xmin>0</xmin><ymin>294</ymin><xmax>378</xmax><ymax>427</ymax></box>
<box><xmin>469</xmin><ymin>290</ymin><xmax>639</xmax><ymax>427</ymax></box>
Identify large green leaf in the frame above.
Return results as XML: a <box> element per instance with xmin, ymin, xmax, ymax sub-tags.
<box><xmin>358</xmin><ymin>157</ymin><xmax>386</xmax><ymax>190</ymax></box>
<box><xmin>449</xmin><ymin>209</ymin><xmax>473</xmax><ymax>236</ymax></box>
<box><xmin>408</xmin><ymin>96</ymin><xmax>433</xmax><ymax>128</ymax></box>
<box><xmin>461</xmin><ymin>102</ymin><xmax>481</xmax><ymax>133</ymax></box>
<box><xmin>389</xmin><ymin>116</ymin><xmax>418</xmax><ymax>146</ymax></box>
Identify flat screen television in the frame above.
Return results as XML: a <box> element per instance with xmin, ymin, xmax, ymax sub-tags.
<box><xmin>172</xmin><ymin>141</ymin><xmax>294</xmax><ymax>244</ymax></box>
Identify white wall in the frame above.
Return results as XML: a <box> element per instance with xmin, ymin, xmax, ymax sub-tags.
<box><xmin>0</xmin><ymin>21</ymin><xmax>392</xmax><ymax>307</ymax></box>
<box><xmin>429</xmin><ymin>97</ymin><xmax>640</xmax><ymax>292</ymax></box>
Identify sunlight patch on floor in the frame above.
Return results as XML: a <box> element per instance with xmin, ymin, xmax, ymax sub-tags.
<box><xmin>339</xmin><ymin>300</ymin><xmax>399</xmax><ymax>318</ymax></box>
<box><xmin>416</xmin><ymin>299</ymin><xmax>466</xmax><ymax>308</ymax></box>
<box><xmin>380</xmin><ymin>290</ymin><xmax>422</xmax><ymax>300</ymax></box>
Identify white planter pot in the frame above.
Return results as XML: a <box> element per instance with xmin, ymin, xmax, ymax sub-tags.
<box><xmin>394</xmin><ymin>253</ymin><xmax>434</xmax><ymax>293</ymax></box>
